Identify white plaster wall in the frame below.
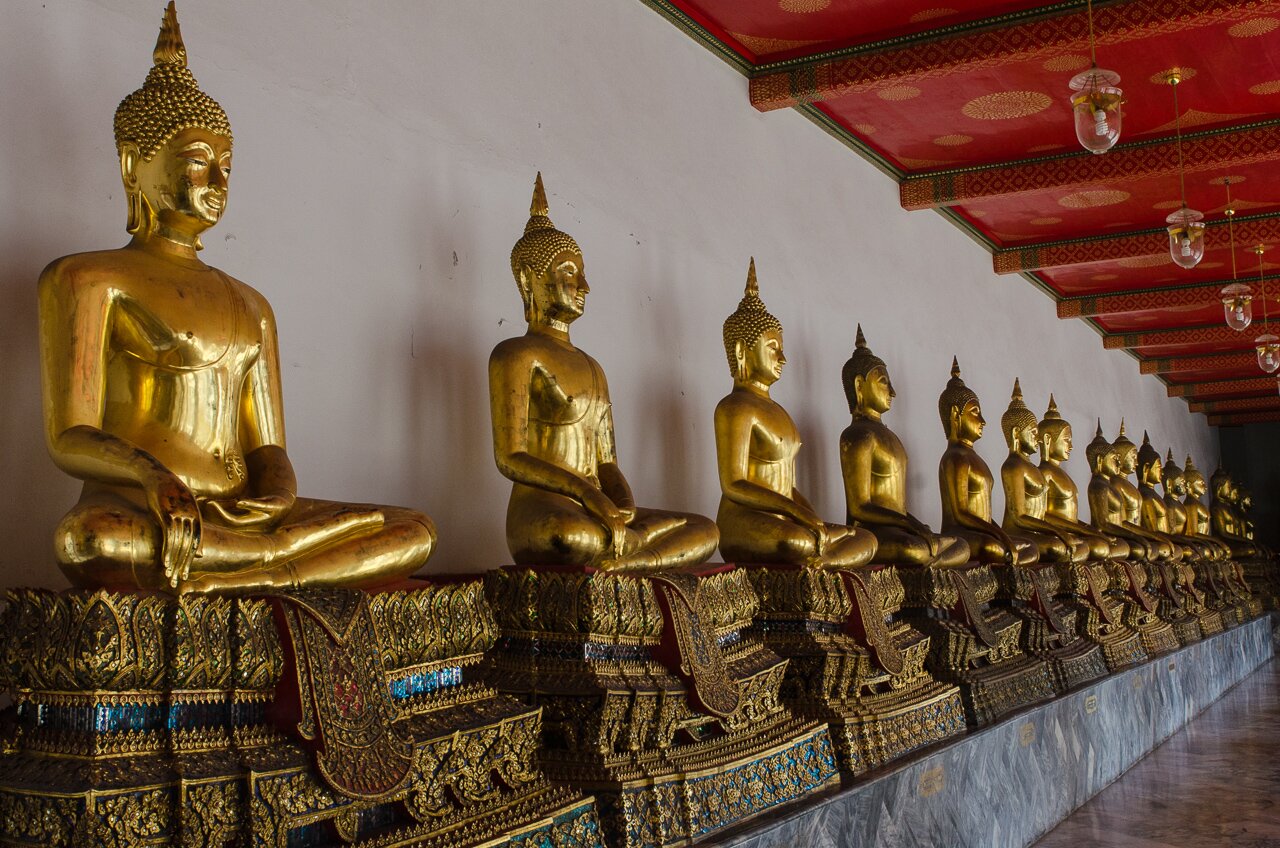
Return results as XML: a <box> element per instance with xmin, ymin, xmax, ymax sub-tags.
<box><xmin>0</xmin><ymin>0</ymin><xmax>1218</xmax><ymax>587</ymax></box>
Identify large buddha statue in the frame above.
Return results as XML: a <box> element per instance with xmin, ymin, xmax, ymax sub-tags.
<box><xmin>1210</xmin><ymin>468</ymin><xmax>1257</xmax><ymax>558</ymax></box>
<box><xmin>839</xmin><ymin>326</ymin><xmax>968</xmax><ymax>567</ymax></box>
<box><xmin>999</xmin><ymin>381</ymin><xmax>1088</xmax><ymax>564</ymax></box>
<box><xmin>714</xmin><ymin>263</ymin><xmax>876</xmax><ymax>567</ymax></box>
<box><xmin>38</xmin><ymin>4</ymin><xmax>435</xmax><ymax>593</ymax></box>
<box><xmin>937</xmin><ymin>360</ymin><xmax>1037</xmax><ymax>566</ymax></box>
<box><xmin>1037</xmin><ymin>397</ymin><xmax>1127</xmax><ymax>562</ymax></box>
<box><xmin>489</xmin><ymin>174</ymin><xmax>717</xmax><ymax>570</ymax></box>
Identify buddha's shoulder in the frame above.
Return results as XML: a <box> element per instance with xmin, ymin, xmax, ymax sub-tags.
<box><xmin>38</xmin><ymin>249</ymin><xmax>138</xmax><ymax>287</ymax></box>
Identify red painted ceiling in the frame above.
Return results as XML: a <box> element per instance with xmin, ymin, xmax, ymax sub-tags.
<box><xmin>647</xmin><ymin>0</ymin><xmax>1280</xmax><ymax>421</ymax></box>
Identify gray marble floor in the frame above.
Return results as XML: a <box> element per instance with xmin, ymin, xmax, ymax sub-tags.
<box><xmin>701</xmin><ymin>616</ymin><xmax>1274</xmax><ymax>848</ymax></box>
<box><xmin>1034</xmin><ymin>656</ymin><xmax>1280</xmax><ymax>848</ymax></box>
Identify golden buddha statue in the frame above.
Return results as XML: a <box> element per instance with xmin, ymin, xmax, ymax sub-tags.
<box><xmin>937</xmin><ymin>360</ymin><xmax>1037</xmax><ymax>566</ymax></box>
<box><xmin>1110</xmin><ymin>422</ymin><xmax>1176</xmax><ymax>563</ymax></box>
<box><xmin>1210</xmin><ymin>468</ymin><xmax>1257</xmax><ymax>558</ymax></box>
<box><xmin>1135</xmin><ymin>433</ymin><xmax>1193</xmax><ymax>561</ymax></box>
<box><xmin>1037</xmin><ymin>397</ymin><xmax>1127</xmax><ymax>561</ymax></box>
<box><xmin>1182</xmin><ymin>456</ymin><xmax>1221</xmax><ymax>550</ymax></box>
<box><xmin>999</xmin><ymin>381</ymin><xmax>1088</xmax><ymax>564</ymax></box>
<box><xmin>839</xmin><ymin>326</ymin><xmax>968</xmax><ymax>567</ymax></box>
<box><xmin>489</xmin><ymin>174</ymin><xmax>717</xmax><ymax>570</ymax></box>
<box><xmin>715</xmin><ymin>263</ymin><xmax>876</xmax><ymax>567</ymax></box>
<box><xmin>38</xmin><ymin>4</ymin><xmax>435</xmax><ymax>593</ymax></box>
<box><xmin>1162</xmin><ymin>451</ymin><xmax>1224</xmax><ymax>561</ymax></box>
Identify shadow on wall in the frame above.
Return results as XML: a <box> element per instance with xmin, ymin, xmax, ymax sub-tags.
<box><xmin>1218</xmin><ymin>422</ymin><xmax>1280</xmax><ymax>550</ymax></box>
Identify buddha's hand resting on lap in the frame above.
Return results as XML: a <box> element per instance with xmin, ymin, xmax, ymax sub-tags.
<box><xmin>145</xmin><ymin>468</ymin><xmax>202</xmax><ymax>588</ymax></box>
<box><xmin>581</xmin><ymin>487</ymin><xmax>629</xmax><ymax>559</ymax></box>
<box><xmin>204</xmin><ymin>491</ymin><xmax>296</xmax><ymax>530</ymax></box>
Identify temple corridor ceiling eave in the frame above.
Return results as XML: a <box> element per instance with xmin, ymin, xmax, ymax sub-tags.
<box><xmin>638</xmin><ymin>0</ymin><xmax>1280</xmax><ymax>425</ymax></box>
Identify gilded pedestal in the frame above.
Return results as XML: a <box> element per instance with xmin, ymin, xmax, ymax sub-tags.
<box><xmin>1051</xmin><ymin>561</ymin><xmax>1147</xmax><ymax>672</ymax></box>
<box><xmin>988</xmin><ymin>563</ymin><xmax>1109</xmax><ymax>694</ymax></box>
<box><xmin>1100</xmin><ymin>560</ymin><xmax>1180</xmax><ymax>657</ymax></box>
<box><xmin>483</xmin><ymin>564</ymin><xmax>839</xmax><ymax>848</ymax></box>
<box><xmin>0</xmin><ymin>582</ymin><xmax>601</xmax><ymax>848</ymax></box>
<box><xmin>895</xmin><ymin>564</ymin><xmax>1055</xmax><ymax>726</ymax></box>
<box><xmin>742</xmin><ymin>563</ymin><xmax>965</xmax><ymax>775</ymax></box>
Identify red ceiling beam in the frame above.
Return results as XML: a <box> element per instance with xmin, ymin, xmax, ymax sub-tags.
<box><xmin>750</xmin><ymin>0</ymin><xmax>1280</xmax><ymax>113</ymax></box>
<box><xmin>1141</xmin><ymin>351</ymin><xmax>1260</xmax><ymax>375</ymax></box>
<box><xmin>1058</xmin><ymin>285</ymin><xmax>1280</xmax><ymax>320</ymax></box>
<box><xmin>1189</xmin><ymin>396</ymin><xmax>1280</xmax><ymax>413</ymax></box>
<box><xmin>1210</xmin><ymin>410</ymin><xmax>1280</xmax><ymax>426</ymax></box>
<box><xmin>903</xmin><ymin>124</ymin><xmax>1280</xmax><ymax>211</ymax></box>
<box><xmin>1168</xmin><ymin>376</ymin><xmax>1278</xmax><ymax>399</ymax></box>
<box><xmin>1103</xmin><ymin>324</ymin><xmax>1255</xmax><ymax>351</ymax></box>
<box><xmin>995</xmin><ymin>215</ymin><xmax>1280</xmax><ymax>274</ymax></box>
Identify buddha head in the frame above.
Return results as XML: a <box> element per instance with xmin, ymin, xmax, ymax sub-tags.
<box><xmin>1184</xmin><ymin>456</ymin><xmax>1208</xmax><ymax>498</ymax></box>
<box><xmin>842</xmin><ymin>324</ymin><xmax>893</xmax><ymax>418</ymax></box>
<box><xmin>1112</xmin><ymin>420</ymin><xmax>1138</xmax><ymax>476</ymax></box>
<box><xmin>1211</xmin><ymin>466</ymin><xmax>1231</xmax><ymax>501</ymax></box>
<box><xmin>115</xmin><ymin>3</ymin><xmax>233</xmax><ymax>244</ymax></box>
<box><xmin>1085</xmin><ymin>420</ymin><xmax>1114</xmax><ymax>476</ymax></box>
<box><xmin>1038</xmin><ymin>394</ymin><xmax>1072</xmax><ymax>463</ymax></box>
<box><xmin>1163</xmin><ymin>450</ymin><xmax>1187</xmax><ymax>498</ymax></box>
<box><xmin>938</xmin><ymin>357</ymin><xmax>984</xmax><ymax>443</ymax></box>
<box><xmin>1136</xmin><ymin>431</ymin><xmax>1163</xmax><ymax>486</ymax></box>
<box><xmin>1000</xmin><ymin>378</ymin><xmax>1038</xmax><ymax>455</ymax></box>
<box><xmin>722</xmin><ymin>259</ymin><xmax>784</xmax><ymax>387</ymax></box>
<box><xmin>510</xmin><ymin>173</ymin><xmax>588</xmax><ymax>327</ymax></box>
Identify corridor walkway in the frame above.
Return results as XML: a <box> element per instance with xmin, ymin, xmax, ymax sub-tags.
<box><xmin>1034</xmin><ymin>656</ymin><xmax>1280</xmax><ymax>848</ymax></box>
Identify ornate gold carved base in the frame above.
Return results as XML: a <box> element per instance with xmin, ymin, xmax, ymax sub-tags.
<box><xmin>483</xmin><ymin>564</ymin><xmax>839</xmax><ymax>848</ymax></box>
<box><xmin>1239</xmin><ymin>557</ymin><xmax>1280</xmax><ymax>613</ymax></box>
<box><xmin>1052</xmin><ymin>561</ymin><xmax>1147</xmax><ymax>672</ymax></box>
<box><xmin>0</xmin><ymin>584</ymin><xmax>602</xmax><ymax>848</ymax></box>
<box><xmin>1102</xmin><ymin>560</ymin><xmax>1180</xmax><ymax>657</ymax></box>
<box><xmin>989</xmin><ymin>563</ymin><xmax>1109</xmax><ymax>694</ymax></box>
<box><xmin>896</xmin><ymin>564</ymin><xmax>1056</xmax><ymax>726</ymax></box>
<box><xmin>741</xmin><ymin>564</ymin><xmax>966</xmax><ymax>775</ymax></box>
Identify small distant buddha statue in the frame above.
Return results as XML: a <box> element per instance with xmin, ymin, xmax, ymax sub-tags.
<box><xmin>999</xmin><ymin>381</ymin><xmax>1088</xmax><ymax>564</ymax></box>
<box><xmin>1182</xmin><ymin>456</ymin><xmax>1224</xmax><ymax>553</ymax></box>
<box><xmin>488</xmin><ymin>174</ymin><xmax>717</xmax><ymax>570</ymax></box>
<box><xmin>1037</xmin><ymin>396</ymin><xmax>1127</xmax><ymax>561</ymax></box>
<box><xmin>714</xmin><ymin>263</ymin><xmax>877</xmax><ymax>567</ymax></box>
<box><xmin>1210</xmin><ymin>468</ymin><xmax>1258</xmax><ymax>558</ymax></box>
<box><xmin>1084</xmin><ymin>424</ymin><xmax>1155</xmax><ymax>561</ymax></box>
<box><xmin>1135</xmin><ymin>433</ymin><xmax>1193</xmax><ymax>560</ymax></box>
<box><xmin>1110</xmin><ymin>423</ymin><xmax>1176</xmax><ymax>563</ymax></box>
<box><xmin>38</xmin><ymin>3</ymin><xmax>435</xmax><ymax>592</ymax></box>
<box><xmin>1162</xmin><ymin>451</ymin><xmax>1223</xmax><ymax>561</ymax></box>
<box><xmin>936</xmin><ymin>359</ymin><xmax>1037</xmax><ymax>566</ymax></box>
<box><xmin>838</xmin><ymin>326</ymin><xmax>968</xmax><ymax>567</ymax></box>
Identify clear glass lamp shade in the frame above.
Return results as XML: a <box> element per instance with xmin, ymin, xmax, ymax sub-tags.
<box><xmin>1166</xmin><ymin>208</ymin><xmax>1206</xmax><ymax>269</ymax></box>
<box><xmin>1220</xmin><ymin>283</ymin><xmax>1254</xmax><ymax>331</ymax></box>
<box><xmin>1256</xmin><ymin>334</ymin><xmax>1280</xmax><ymax>374</ymax></box>
<box><xmin>1069</xmin><ymin>68</ymin><xmax>1123</xmax><ymax>154</ymax></box>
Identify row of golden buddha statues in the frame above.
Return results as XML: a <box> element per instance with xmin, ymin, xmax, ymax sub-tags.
<box><xmin>2</xmin><ymin>5</ymin><xmax>1276</xmax><ymax>848</ymax></box>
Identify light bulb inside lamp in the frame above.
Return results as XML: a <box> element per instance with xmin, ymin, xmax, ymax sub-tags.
<box><xmin>1220</xmin><ymin>285</ymin><xmax>1253</xmax><ymax>331</ymax></box>
<box><xmin>1069</xmin><ymin>68</ymin><xmax>1123</xmax><ymax>155</ymax></box>
<box><xmin>1256</xmin><ymin>334</ymin><xmax>1280</xmax><ymax>374</ymax></box>
<box><xmin>1166</xmin><ymin>208</ymin><xmax>1206</xmax><ymax>269</ymax></box>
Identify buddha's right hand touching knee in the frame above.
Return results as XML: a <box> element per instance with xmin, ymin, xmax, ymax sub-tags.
<box><xmin>145</xmin><ymin>468</ymin><xmax>202</xmax><ymax>588</ymax></box>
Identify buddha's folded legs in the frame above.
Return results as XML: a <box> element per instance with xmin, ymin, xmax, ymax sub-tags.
<box><xmin>867</xmin><ymin>525</ymin><xmax>970</xmax><ymax>567</ymax></box>
<box><xmin>1020</xmin><ymin>530</ymin><xmax>1089</xmax><ymax>564</ymax></box>
<box><xmin>56</xmin><ymin>492</ymin><xmax>434</xmax><ymax>591</ymax></box>
<box><xmin>717</xmin><ymin>501</ymin><xmax>874</xmax><ymax>567</ymax></box>
<box><xmin>506</xmin><ymin>487</ymin><xmax>716</xmax><ymax>570</ymax></box>
<box><xmin>951</xmin><ymin>529</ymin><xmax>1040</xmax><ymax>566</ymax></box>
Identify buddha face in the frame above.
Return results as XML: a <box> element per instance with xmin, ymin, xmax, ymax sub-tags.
<box><xmin>857</xmin><ymin>365</ymin><xmax>894</xmax><ymax>415</ymax></box>
<box><xmin>739</xmin><ymin>328</ymin><xmax>785</xmax><ymax>386</ymax></box>
<box><xmin>1045</xmin><ymin>425</ymin><xmax>1072</xmax><ymax>462</ymax></box>
<box><xmin>950</xmin><ymin>399</ymin><xmax>984</xmax><ymax>443</ymax></box>
<box><xmin>1188</xmin><ymin>476</ymin><xmax>1207</xmax><ymax>498</ymax></box>
<box><xmin>526</xmin><ymin>249</ymin><xmax>589</xmax><ymax>326</ymax></box>
<box><xmin>1167</xmin><ymin>474</ymin><xmax>1187</xmax><ymax>498</ymax></box>
<box><xmin>1141</xmin><ymin>459</ymin><xmax>1163</xmax><ymax>486</ymax></box>
<box><xmin>1014</xmin><ymin>421</ymin><xmax>1038</xmax><ymax>456</ymax></box>
<box><xmin>1103</xmin><ymin>449</ymin><xmax>1123</xmax><ymax>478</ymax></box>
<box><xmin>124</xmin><ymin>127</ymin><xmax>232</xmax><ymax>234</ymax></box>
<box><xmin>1117</xmin><ymin>446</ymin><xmax>1138</xmax><ymax>475</ymax></box>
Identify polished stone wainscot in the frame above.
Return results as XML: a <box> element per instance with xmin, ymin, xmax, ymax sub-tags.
<box><xmin>700</xmin><ymin>615</ymin><xmax>1273</xmax><ymax>848</ymax></box>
